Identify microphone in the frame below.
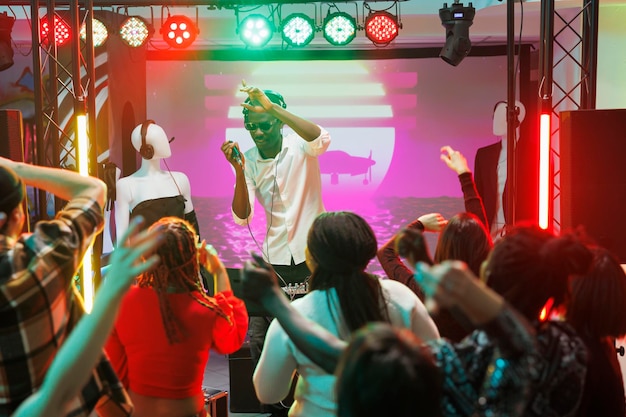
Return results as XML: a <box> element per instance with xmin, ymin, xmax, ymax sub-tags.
<box><xmin>229</xmin><ymin>141</ymin><xmax>243</xmax><ymax>165</ymax></box>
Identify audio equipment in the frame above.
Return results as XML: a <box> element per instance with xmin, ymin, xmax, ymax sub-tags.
<box><xmin>560</xmin><ymin>108</ymin><xmax>626</xmax><ymax>263</ymax></box>
<box><xmin>139</xmin><ymin>119</ymin><xmax>155</xmax><ymax>160</ymax></box>
<box><xmin>228</xmin><ymin>341</ymin><xmax>261</xmax><ymax>413</ymax></box>
<box><xmin>0</xmin><ymin>109</ymin><xmax>24</xmax><ymax>162</ymax></box>
<box><xmin>228</xmin><ymin>140</ymin><xmax>243</xmax><ymax>165</ymax></box>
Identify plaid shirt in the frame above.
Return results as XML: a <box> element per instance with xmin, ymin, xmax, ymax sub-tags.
<box><xmin>0</xmin><ymin>197</ymin><xmax>132</xmax><ymax>417</ymax></box>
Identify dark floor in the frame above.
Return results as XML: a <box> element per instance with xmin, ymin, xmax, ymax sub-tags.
<box><xmin>203</xmin><ymin>349</ymin><xmax>268</xmax><ymax>417</ymax></box>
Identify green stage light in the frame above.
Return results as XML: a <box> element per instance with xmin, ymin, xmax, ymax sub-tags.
<box><xmin>239</xmin><ymin>14</ymin><xmax>273</xmax><ymax>48</ymax></box>
<box><xmin>323</xmin><ymin>12</ymin><xmax>356</xmax><ymax>46</ymax></box>
<box><xmin>281</xmin><ymin>13</ymin><xmax>315</xmax><ymax>47</ymax></box>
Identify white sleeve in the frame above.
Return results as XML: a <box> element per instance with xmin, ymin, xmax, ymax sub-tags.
<box><xmin>252</xmin><ymin>319</ymin><xmax>298</xmax><ymax>403</ymax></box>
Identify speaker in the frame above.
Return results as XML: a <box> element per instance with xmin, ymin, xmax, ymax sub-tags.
<box><xmin>228</xmin><ymin>341</ymin><xmax>261</xmax><ymax>413</ymax></box>
<box><xmin>560</xmin><ymin>108</ymin><xmax>626</xmax><ymax>262</ymax></box>
<box><xmin>0</xmin><ymin>109</ymin><xmax>25</xmax><ymax>162</ymax></box>
<box><xmin>139</xmin><ymin>119</ymin><xmax>155</xmax><ymax>160</ymax></box>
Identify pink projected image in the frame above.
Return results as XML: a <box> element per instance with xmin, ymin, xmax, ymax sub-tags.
<box><xmin>145</xmin><ymin>57</ymin><xmax>509</xmax><ymax>271</ymax></box>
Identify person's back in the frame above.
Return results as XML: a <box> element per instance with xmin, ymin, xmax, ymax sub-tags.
<box><xmin>482</xmin><ymin>225</ymin><xmax>592</xmax><ymax>417</ymax></box>
<box><xmin>105</xmin><ymin>217</ymin><xmax>248</xmax><ymax>417</ymax></box>
<box><xmin>567</xmin><ymin>246</ymin><xmax>626</xmax><ymax>417</ymax></box>
<box><xmin>254</xmin><ymin>211</ymin><xmax>439</xmax><ymax>417</ymax></box>
<box><xmin>0</xmin><ymin>159</ymin><xmax>130</xmax><ymax>416</ymax></box>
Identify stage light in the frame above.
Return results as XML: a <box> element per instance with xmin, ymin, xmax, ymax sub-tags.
<box><xmin>281</xmin><ymin>13</ymin><xmax>315</xmax><ymax>47</ymax></box>
<box><xmin>40</xmin><ymin>13</ymin><xmax>71</xmax><ymax>47</ymax></box>
<box><xmin>438</xmin><ymin>1</ymin><xmax>475</xmax><ymax>66</ymax></box>
<box><xmin>323</xmin><ymin>12</ymin><xmax>356</xmax><ymax>46</ymax></box>
<box><xmin>80</xmin><ymin>18</ymin><xmax>109</xmax><ymax>47</ymax></box>
<box><xmin>119</xmin><ymin>16</ymin><xmax>152</xmax><ymax>48</ymax></box>
<box><xmin>161</xmin><ymin>14</ymin><xmax>199</xmax><ymax>49</ymax></box>
<box><xmin>238</xmin><ymin>14</ymin><xmax>273</xmax><ymax>48</ymax></box>
<box><xmin>365</xmin><ymin>11</ymin><xmax>399</xmax><ymax>46</ymax></box>
<box><xmin>0</xmin><ymin>11</ymin><xmax>15</xmax><ymax>71</ymax></box>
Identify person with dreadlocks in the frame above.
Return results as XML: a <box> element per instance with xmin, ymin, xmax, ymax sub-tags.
<box><xmin>252</xmin><ymin>211</ymin><xmax>439</xmax><ymax>417</ymax></box>
<box><xmin>105</xmin><ymin>216</ymin><xmax>248</xmax><ymax>417</ymax></box>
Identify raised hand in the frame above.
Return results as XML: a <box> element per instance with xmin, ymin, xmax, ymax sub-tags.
<box><xmin>240</xmin><ymin>80</ymin><xmax>274</xmax><ymax>113</ymax></box>
<box><xmin>394</xmin><ymin>228</ymin><xmax>434</xmax><ymax>267</ymax></box>
<box><xmin>241</xmin><ymin>252</ymin><xmax>281</xmax><ymax>309</ymax></box>
<box><xmin>197</xmin><ymin>239</ymin><xmax>223</xmax><ymax>274</ymax></box>
<box><xmin>417</xmin><ymin>213</ymin><xmax>448</xmax><ymax>232</ymax></box>
<box><xmin>104</xmin><ymin>216</ymin><xmax>161</xmax><ymax>296</ymax></box>
<box><xmin>440</xmin><ymin>145</ymin><xmax>470</xmax><ymax>175</ymax></box>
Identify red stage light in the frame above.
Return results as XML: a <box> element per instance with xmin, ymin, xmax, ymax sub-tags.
<box><xmin>365</xmin><ymin>11</ymin><xmax>399</xmax><ymax>46</ymax></box>
<box><xmin>161</xmin><ymin>15</ymin><xmax>198</xmax><ymax>49</ymax></box>
<box><xmin>40</xmin><ymin>14</ymin><xmax>71</xmax><ymax>47</ymax></box>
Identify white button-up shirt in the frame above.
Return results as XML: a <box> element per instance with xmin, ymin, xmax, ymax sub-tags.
<box><xmin>233</xmin><ymin>127</ymin><xmax>331</xmax><ymax>266</ymax></box>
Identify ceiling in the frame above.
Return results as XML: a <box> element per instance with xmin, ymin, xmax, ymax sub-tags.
<box><xmin>0</xmin><ymin>0</ymin><xmax>602</xmax><ymax>51</ymax></box>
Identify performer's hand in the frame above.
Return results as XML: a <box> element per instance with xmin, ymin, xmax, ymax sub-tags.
<box><xmin>221</xmin><ymin>140</ymin><xmax>245</xmax><ymax>168</ymax></box>
<box><xmin>240</xmin><ymin>80</ymin><xmax>274</xmax><ymax>113</ymax></box>
<box><xmin>440</xmin><ymin>145</ymin><xmax>470</xmax><ymax>175</ymax></box>
<box><xmin>417</xmin><ymin>213</ymin><xmax>447</xmax><ymax>232</ymax></box>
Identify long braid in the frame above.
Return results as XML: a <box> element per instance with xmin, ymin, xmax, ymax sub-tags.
<box><xmin>137</xmin><ymin>217</ymin><xmax>231</xmax><ymax>344</ymax></box>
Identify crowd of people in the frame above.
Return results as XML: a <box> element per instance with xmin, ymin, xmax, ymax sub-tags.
<box><xmin>1</xmin><ymin>86</ymin><xmax>625</xmax><ymax>417</ymax></box>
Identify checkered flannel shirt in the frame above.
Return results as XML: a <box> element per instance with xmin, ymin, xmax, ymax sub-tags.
<box><xmin>0</xmin><ymin>197</ymin><xmax>132</xmax><ymax>417</ymax></box>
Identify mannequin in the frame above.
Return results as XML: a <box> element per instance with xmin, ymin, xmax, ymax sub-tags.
<box><xmin>115</xmin><ymin>120</ymin><xmax>198</xmax><ymax>245</ymax></box>
<box><xmin>474</xmin><ymin>100</ymin><xmax>526</xmax><ymax>241</ymax></box>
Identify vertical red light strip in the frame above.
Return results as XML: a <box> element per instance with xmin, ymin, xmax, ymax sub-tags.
<box><xmin>538</xmin><ymin>112</ymin><xmax>551</xmax><ymax>229</ymax></box>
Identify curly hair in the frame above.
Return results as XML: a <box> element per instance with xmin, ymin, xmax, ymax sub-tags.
<box><xmin>136</xmin><ymin>216</ymin><xmax>230</xmax><ymax>344</ymax></box>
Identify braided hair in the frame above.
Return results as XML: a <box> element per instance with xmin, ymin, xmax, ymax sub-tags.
<box><xmin>136</xmin><ymin>216</ymin><xmax>231</xmax><ymax>344</ymax></box>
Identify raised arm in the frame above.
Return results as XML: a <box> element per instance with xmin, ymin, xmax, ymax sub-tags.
<box><xmin>198</xmin><ymin>241</ymin><xmax>231</xmax><ymax>293</ymax></box>
<box><xmin>242</xmin><ymin>255</ymin><xmax>346</xmax><ymax>373</ymax></box>
<box><xmin>11</xmin><ymin>218</ymin><xmax>161</xmax><ymax>417</ymax></box>
<box><xmin>240</xmin><ymin>82</ymin><xmax>321</xmax><ymax>142</ymax></box>
<box><xmin>440</xmin><ymin>146</ymin><xmax>489</xmax><ymax>228</ymax></box>
<box><xmin>377</xmin><ymin>215</ymin><xmax>443</xmax><ymax>300</ymax></box>
<box><xmin>1</xmin><ymin>157</ymin><xmax>105</xmax><ymax>208</ymax></box>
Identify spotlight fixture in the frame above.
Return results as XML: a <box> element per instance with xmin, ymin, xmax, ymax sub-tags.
<box><xmin>238</xmin><ymin>14</ymin><xmax>273</xmax><ymax>48</ymax></box>
<box><xmin>323</xmin><ymin>11</ymin><xmax>356</xmax><ymax>46</ymax></box>
<box><xmin>80</xmin><ymin>18</ymin><xmax>109</xmax><ymax>47</ymax></box>
<box><xmin>281</xmin><ymin>13</ymin><xmax>315</xmax><ymax>47</ymax></box>
<box><xmin>365</xmin><ymin>11</ymin><xmax>399</xmax><ymax>46</ymax></box>
<box><xmin>438</xmin><ymin>1</ymin><xmax>476</xmax><ymax>66</ymax></box>
<box><xmin>161</xmin><ymin>14</ymin><xmax>199</xmax><ymax>49</ymax></box>
<box><xmin>0</xmin><ymin>11</ymin><xmax>15</xmax><ymax>71</ymax></box>
<box><xmin>119</xmin><ymin>16</ymin><xmax>152</xmax><ymax>48</ymax></box>
<box><xmin>40</xmin><ymin>13</ymin><xmax>71</xmax><ymax>47</ymax></box>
